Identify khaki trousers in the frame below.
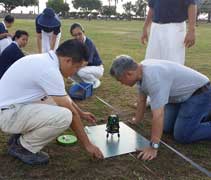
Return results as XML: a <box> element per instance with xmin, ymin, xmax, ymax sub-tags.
<box><xmin>0</xmin><ymin>103</ymin><xmax>72</xmax><ymax>153</ymax></box>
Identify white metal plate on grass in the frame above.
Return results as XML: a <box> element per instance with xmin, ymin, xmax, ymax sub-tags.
<box><xmin>85</xmin><ymin>122</ymin><xmax>150</xmax><ymax>158</ymax></box>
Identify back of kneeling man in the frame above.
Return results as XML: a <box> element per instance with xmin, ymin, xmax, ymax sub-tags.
<box><xmin>0</xmin><ymin>39</ymin><xmax>103</xmax><ymax>165</ymax></box>
<box><xmin>110</xmin><ymin>55</ymin><xmax>211</xmax><ymax>161</ymax></box>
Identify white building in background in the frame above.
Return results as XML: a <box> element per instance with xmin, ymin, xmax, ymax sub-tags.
<box><xmin>0</xmin><ymin>0</ymin><xmax>136</xmax><ymax>14</ymax></box>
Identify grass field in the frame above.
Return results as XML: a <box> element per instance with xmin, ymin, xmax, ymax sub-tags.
<box><xmin>0</xmin><ymin>19</ymin><xmax>211</xmax><ymax>180</ymax></box>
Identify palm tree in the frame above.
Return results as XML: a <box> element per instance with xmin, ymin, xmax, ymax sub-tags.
<box><xmin>108</xmin><ymin>0</ymin><xmax>123</xmax><ymax>14</ymax></box>
<box><xmin>108</xmin><ymin>0</ymin><xmax>111</xmax><ymax>8</ymax></box>
<box><xmin>114</xmin><ymin>0</ymin><xmax>118</xmax><ymax>13</ymax></box>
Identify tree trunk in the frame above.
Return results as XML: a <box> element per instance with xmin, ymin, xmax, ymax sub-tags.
<box><xmin>108</xmin><ymin>0</ymin><xmax>111</xmax><ymax>8</ymax></box>
<box><xmin>114</xmin><ymin>0</ymin><xmax>118</xmax><ymax>14</ymax></box>
<box><xmin>208</xmin><ymin>11</ymin><xmax>211</xmax><ymax>23</ymax></box>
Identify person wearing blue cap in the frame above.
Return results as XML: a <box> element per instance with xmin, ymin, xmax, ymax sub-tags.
<box><xmin>35</xmin><ymin>7</ymin><xmax>61</xmax><ymax>53</ymax></box>
<box><xmin>0</xmin><ymin>15</ymin><xmax>14</xmax><ymax>54</ymax></box>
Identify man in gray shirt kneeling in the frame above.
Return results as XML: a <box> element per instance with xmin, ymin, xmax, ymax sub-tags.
<box><xmin>110</xmin><ymin>55</ymin><xmax>211</xmax><ymax>161</ymax></box>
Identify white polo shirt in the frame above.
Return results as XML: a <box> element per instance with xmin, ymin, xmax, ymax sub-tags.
<box><xmin>137</xmin><ymin>59</ymin><xmax>209</xmax><ymax>110</ymax></box>
<box><xmin>0</xmin><ymin>50</ymin><xmax>66</xmax><ymax>108</ymax></box>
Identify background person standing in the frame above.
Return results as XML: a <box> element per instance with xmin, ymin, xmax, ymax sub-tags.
<box><xmin>35</xmin><ymin>7</ymin><xmax>61</xmax><ymax>53</ymax></box>
<box><xmin>141</xmin><ymin>0</ymin><xmax>197</xmax><ymax>65</ymax></box>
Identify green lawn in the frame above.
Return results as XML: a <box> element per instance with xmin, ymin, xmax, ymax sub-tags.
<box><xmin>0</xmin><ymin>19</ymin><xmax>211</xmax><ymax>179</ymax></box>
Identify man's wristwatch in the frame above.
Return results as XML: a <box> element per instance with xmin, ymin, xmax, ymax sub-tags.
<box><xmin>150</xmin><ymin>141</ymin><xmax>160</xmax><ymax>149</ymax></box>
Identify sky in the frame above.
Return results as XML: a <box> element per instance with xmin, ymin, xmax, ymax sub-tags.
<box><xmin>0</xmin><ymin>0</ymin><xmax>137</xmax><ymax>14</ymax></box>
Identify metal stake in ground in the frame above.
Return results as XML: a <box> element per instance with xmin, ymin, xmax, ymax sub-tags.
<box><xmin>96</xmin><ymin>96</ymin><xmax>119</xmax><ymax>112</ymax></box>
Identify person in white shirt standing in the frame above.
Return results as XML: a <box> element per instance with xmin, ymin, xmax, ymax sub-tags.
<box><xmin>139</xmin><ymin>0</ymin><xmax>197</xmax><ymax>106</ymax></box>
<box><xmin>35</xmin><ymin>7</ymin><xmax>61</xmax><ymax>53</ymax></box>
<box><xmin>0</xmin><ymin>39</ymin><xmax>103</xmax><ymax>165</ymax></box>
<box><xmin>141</xmin><ymin>0</ymin><xmax>197</xmax><ymax>65</ymax></box>
<box><xmin>0</xmin><ymin>15</ymin><xmax>14</xmax><ymax>54</ymax></box>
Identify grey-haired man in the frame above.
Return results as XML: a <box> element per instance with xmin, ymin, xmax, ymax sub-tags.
<box><xmin>110</xmin><ymin>55</ymin><xmax>211</xmax><ymax>161</ymax></box>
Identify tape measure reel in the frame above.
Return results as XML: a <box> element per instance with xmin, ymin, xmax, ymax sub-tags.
<box><xmin>57</xmin><ymin>134</ymin><xmax>77</xmax><ymax>145</ymax></box>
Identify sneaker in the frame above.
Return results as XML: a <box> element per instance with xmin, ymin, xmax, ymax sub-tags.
<box><xmin>8</xmin><ymin>134</ymin><xmax>21</xmax><ymax>146</ymax></box>
<box><xmin>8</xmin><ymin>139</ymin><xmax>49</xmax><ymax>165</ymax></box>
<box><xmin>93</xmin><ymin>79</ymin><xmax>101</xmax><ymax>89</ymax></box>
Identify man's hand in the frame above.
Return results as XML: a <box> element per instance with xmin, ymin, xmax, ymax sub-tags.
<box><xmin>137</xmin><ymin>147</ymin><xmax>158</xmax><ymax>161</ymax></box>
<box><xmin>5</xmin><ymin>33</ymin><xmax>12</xmax><ymax>38</ymax></box>
<box><xmin>184</xmin><ymin>30</ymin><xmax>195</xmax><ymax>48</ymax></box>
<box><xmin>81</xmin><ymin>112</ymin><xmax>97</xmax><ymax>124</ymax></box>
<box><xmin>140</xmin><ymin>30</ymin><xmax>148</xmax><ymax>45</ymax></box>
<box><xmin>128</xmin><ymin>117</ymin><xmax>140</xmax><ymax>125</ymax></box>
<box><xmin>85</xmin><ymin>143</ymin><xmax>104</xmax><ymax>159</ymax></box>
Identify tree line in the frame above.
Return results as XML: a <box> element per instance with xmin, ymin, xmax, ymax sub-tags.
<box><xmin>0</xmin><ymin>0</ymin><xmax>211</xmax><ymax>22</ymax></box>
<box><xmin>0</xmin><ymin>0</ymin><xmax>147</xmax><ymax>18</ymax></box>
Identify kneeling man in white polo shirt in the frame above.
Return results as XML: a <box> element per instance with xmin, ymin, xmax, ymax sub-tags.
<box><xmin>0</xmin><ymin>39</ymin><xmax>103</xmax><ymax>165</ymax></box>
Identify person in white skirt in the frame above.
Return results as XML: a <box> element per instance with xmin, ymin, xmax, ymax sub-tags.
<box><xmin>0</xmin><ymin>15</ymin><xmax>14</xmax><ymax>54</ymax></box>
<box><xmin>70</xmin><ymin>23</ymin><xmax>104</xmax><ymax>89</ymax></box>
<box><xmin>140</xmin><ymin>0</ymin><xmax>197</xmax><ymax>106</ymax></box>
<box><xmin>35</xmin><ymin>7</ymin><xmax>61</xmax><ymax>53</ymax></box>
<box><xmin>141</xmin><ymin>0</ymin><xmax>197</xmax><ymax>65</ymax></box>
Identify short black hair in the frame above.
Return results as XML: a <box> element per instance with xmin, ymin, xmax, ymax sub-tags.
<box><xmin>12</xmin><ymin>30</ymin><xmax>29</xmax><ymax>41</ymax></box>
<box><xmin>4</xmin><ymin>15</ymin><xmax>14</xmax><ymax>23</ymax></box>
<box><xmin>56</xmin><ymin>39</ymin><xmax>88</xmax><ymax>63</ymax></box>
<box><xmin>70</xmin><ymin>23</ymin><xmax>84</xmax><ymax>35</ymax></box>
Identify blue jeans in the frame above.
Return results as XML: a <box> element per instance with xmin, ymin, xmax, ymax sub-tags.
<box><xmin>164</xmin><ymin>86</ymin><xmax>211</xmax><ymax>143</ymax></box>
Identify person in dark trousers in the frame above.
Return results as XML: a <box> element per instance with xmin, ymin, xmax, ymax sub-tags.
<box><xmin>0</xmin><ymin>30</ymin><xmax>29</xmax><ymax>79</ymax></box>
<box><xmin>110</xmin><ymin>55</ymin><xmax>211</xmax><ymax>161</ymax></box>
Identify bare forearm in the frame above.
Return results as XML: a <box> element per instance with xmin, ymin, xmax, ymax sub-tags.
<box><xmin>37</xmin><ymin>34</ymin><xmax>42</xmax><ymax>53</ymax></box>
<box><xmin>135</xmin><ymin>95</ymin><xmax>147</xmax><ymax>123</ymax></box>
<box><xmin>188</xmin><ymin>4</ymin><xmax>197</xmax><ymax>32</ymax></box>
<box><xmin>50</xmin><ymin>34</ymin><xmax>57</xmax><ymax>50</ymax></box>
<box><xmin>151</xmin><ymin>111</ymin><xmax>164</xmax><ymax>143</ymax></box>
<box><xmin>143</xmin><ymin>8</ymin><xmax>153</xmax><ymax>31</ymax></box>
<box><xmin>70</xmin><ymin>114</ymin><xmax>91</xmax><ymax>147</ymax></box>
<box><xmin>72</xmin><ymin>101</ymin><xmax>84</xmax><ymax>117</ymax></box>
<box><xmin>135</xmin><ymin>102</ymin><xmax>145</xmax><ymax>122</ymax></box>
<box><xmin>0</xmin><ymin>33</ymin><xmax>9</xmax><ymax>39</ymax></box>
<box><xmin>51</xmin><ymin>95</ymin><xmax>94</xmax><ymax>149</ymax></box>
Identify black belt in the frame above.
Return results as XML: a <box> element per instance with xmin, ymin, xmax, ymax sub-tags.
<box><xmin>1</xmin><ymin>108</ymin><xmax>9</xmax><ymax>111</ymax></box>
<box><xmin>192</xmin><ymin>82</ymin><xmax>210</xmax><ymax>96</ymax></box>
<box><xmin>154</xmin><ymin>21</ymin><xmax>184</xmax><ymax>24</ymax></box>
<box><xmin>1</xmin><ymin>104</ymin><xmax>15</xmax><ymax>111</ymax></box>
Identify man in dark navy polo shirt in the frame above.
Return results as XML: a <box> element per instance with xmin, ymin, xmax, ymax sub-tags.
<box><xmin>141</xmin><ymin>0</ymin><xmax>197</xmax><ymax>65</ymax></box>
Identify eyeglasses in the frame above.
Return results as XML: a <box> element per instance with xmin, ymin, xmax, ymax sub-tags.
<box><xmin>72</xmin><ymin>32</ymin><xmax>83</xmax><ymax>37</ymax></box>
